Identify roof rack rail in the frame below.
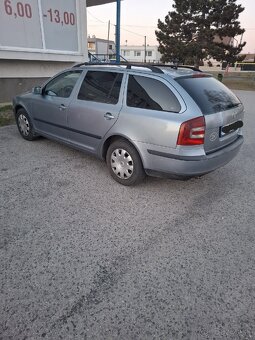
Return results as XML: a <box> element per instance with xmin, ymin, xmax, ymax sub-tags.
<box><xmin>72</xmin><ymin>62</ymin><xmax>201</xmax><ymax>74</ymax></box>
<box><xmin>125</xmin><ymin>64</ymin><xmax>164</xmax><ymax>74</ymax></box>
<box><xmin>152</xmin><ymin>64</ymin><xmax>202</xmax><ymax>72</ymax></box>
<box><xmin>72</xmin><ymin>62</ymin><xmax>90</xmax><ymax>68</ymax></box>
<box><xmin>72</xmin><ymin>62</ymin><xmax>165</xmax><ymax>73</ymax></box>
<box><xmin>72</xmin><ymin>62</ymin><xmax>128</xmax><ymax>68</ymax></box>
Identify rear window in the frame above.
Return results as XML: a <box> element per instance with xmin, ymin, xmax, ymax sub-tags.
<box><xmin>176</xmin><ymin>76</ymin><xmax>241</xmax><ymax>115</ymax></box>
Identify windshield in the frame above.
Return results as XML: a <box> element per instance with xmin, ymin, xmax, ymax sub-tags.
<box><xmin>176</xmin><ymin>76</ymin><xmax>241</xmax><ymax>115</ymax></box>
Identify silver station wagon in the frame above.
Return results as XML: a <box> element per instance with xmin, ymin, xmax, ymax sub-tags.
<box><xmin>13</xmin><ymin>64</ymin><xmax>244</xmax><ymax>185</ymax></box>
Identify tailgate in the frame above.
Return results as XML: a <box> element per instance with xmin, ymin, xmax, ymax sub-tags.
<box><xmin>176</xmin><ymin>75</ymin><xmax>244</xmax><ymax>153</ymax></box>
<box><xmin>204</xmin><ymin>104</ymin><xmax>244</xmax><ymax>153</ymax></box>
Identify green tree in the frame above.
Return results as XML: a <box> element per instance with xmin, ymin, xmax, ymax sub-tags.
<box><xmin>155</xmin><ymin>0</ymin><xmax>246</xmax><ymax>68</ymax></box>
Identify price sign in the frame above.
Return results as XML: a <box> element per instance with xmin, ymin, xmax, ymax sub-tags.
<box><xmin>41</xmin><ymin>0</ymin><xmax>78</xmax><ymax>52</ymax></box>
<box><xmin>0</xmin><ymin>0</ymin><xmax>43</xmax><ymax>49</ymax></box>
<box><xmin>0</xmin><ymin>0</ymin><xmax>79</xmax><ymax>53</ymax></box>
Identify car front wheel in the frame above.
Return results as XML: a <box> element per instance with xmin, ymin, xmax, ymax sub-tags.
<box><xmin>106</xmin><ymin>140</ymin><xmax>145</xmax><ymax>186</ymax></box>
<box><xmin>16</xmin><ymin>108</ymin><xmax>37</xmax><ymax>141</ymax></box>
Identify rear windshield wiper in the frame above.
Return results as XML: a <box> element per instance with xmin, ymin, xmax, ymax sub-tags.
<box><xmin>225</xmin><ymin>103</ymin><xmax>241</xmax><ymax>109</ymax></box>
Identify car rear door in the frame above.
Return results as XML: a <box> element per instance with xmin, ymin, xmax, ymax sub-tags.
<box><xmin>67</xmin><ymin>70</ymin><xmax>125</xmax><ymax>153</ymax></box>
<box><xmin>176</xmin><ymin>76</ymin><xmax>244</xmax><ymax>153</ymax></box>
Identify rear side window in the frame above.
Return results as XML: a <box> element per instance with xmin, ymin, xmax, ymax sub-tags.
<box><xmin>127</xmin><ymin>75</ymin><xmax>181</xmax><ymax>112</ymax></box>
<box><xmin>78</xmin><ymin>71</ymin><xmax>123</xmax><ymax>104</ymax></box>
<box><xmin>176</xmin><ymin>76</ymin><xmax>241</xmax><ymax>115</ymax></box>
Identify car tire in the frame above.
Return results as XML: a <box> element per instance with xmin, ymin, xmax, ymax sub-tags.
<box><xmin>16</xmin><ymin>108</ymin><xmax>38</xmax><ymax>141</ymax></box>
<box><xmin>106</xmin><ymin>139</ymin><xmax>145</xmax><ymax>186</ymax></box>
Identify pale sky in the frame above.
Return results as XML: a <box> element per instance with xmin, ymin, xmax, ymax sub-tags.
<box><xmin>87</xmin><ymin>0</ymin><xmax>255</xmax><ymax>53</ymax></box>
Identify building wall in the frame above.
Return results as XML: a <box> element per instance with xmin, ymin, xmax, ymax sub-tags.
<box><xmin>0</xmin><ymin>77</ymin><xmax>50</xmax><ymax>103</ymax></box>
<box><xmin>121</xmin><ymin>46</ymin><xmax>161</xmax><ymax>63</ymax></box>
<box><xmin>0</xmin><ymin>59</ymin><xmax>76</xmax><ymax>102</ymax></box>
<box><xmin>0</xmin><ymin>0</ymin><xmax>88</xmax><ymax>103</ymax></box>
<box><xmin>88</xmin><ymin>38</ymin><xmax>116</xmax><ymax>58</ymax></box>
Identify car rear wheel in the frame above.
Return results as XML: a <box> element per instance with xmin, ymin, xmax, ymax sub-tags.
<box><xmin>16</xmin><ymin>108</ymin><xmax>37</xmax><ymax>141</ymax></box>
<box><xmin>106</xmin><ymin>140</ymin><xmax>145</xmax><ymax>186</ymax></box>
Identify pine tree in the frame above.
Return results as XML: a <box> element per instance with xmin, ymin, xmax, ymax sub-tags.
<box><xmin>155</xmin><ymin>0</ymin><xmax>246</xmax><ymax>68</ymax></box>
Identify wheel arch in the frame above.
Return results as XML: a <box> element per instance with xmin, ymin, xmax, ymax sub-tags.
<box><xmin>14</xmin><ymin>105</ymin><xmax>32</xmax><ymax>120</ymax></box>
<box><xmin>14</xmin><ymin>105</ymin><xmax>25</xmax><ymax>116</ymax></box>
<box><xmin>101</xmin><ymin>134</ymin><xmax>145</xmax><ymax>166</ymax></box>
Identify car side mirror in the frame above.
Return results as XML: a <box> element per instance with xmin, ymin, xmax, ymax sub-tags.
<box><xmin>32</xmin><ymin>86</ymin><xmax>42</xmax><ymax>95</ymax></box>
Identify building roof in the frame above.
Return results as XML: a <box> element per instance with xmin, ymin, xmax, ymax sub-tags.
<box><xmin>88</xmin><ymin>37</ymin><xmax>115</xmax><ymax>43</ymax></box>
<box><xmin>244</xmin><ymin>53</ymin><xmax>255</xmax><ymax>62</ymax></box>
<box><xmin>87</xmin><ymin>0</ymin><xmax>116</xmax><ymax>7</ymax></box>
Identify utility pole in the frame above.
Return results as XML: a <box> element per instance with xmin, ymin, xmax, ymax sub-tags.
<box><xmin>116</xmin><ymin>0</ymin><xmax>121</xmax><ymax>64</ymax></box>
<box><xmin>144</xmin><ymin>36</ymin><xmax>147</xmax><ymax>63</ymax></box>
<box><xmin>106</xmin><ymin>20</ymin><xmax>110</xmax><ymax>60</ymax></box>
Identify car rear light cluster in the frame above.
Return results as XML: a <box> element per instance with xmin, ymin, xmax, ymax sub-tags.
<box><xmin>177</xmin><ymin>116</ymin><xmax>205</xmax><ymax>145</ymax></box>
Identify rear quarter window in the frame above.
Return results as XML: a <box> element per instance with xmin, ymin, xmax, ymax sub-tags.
<box><xmin>176</xmin><ymin>76</ymin><xmax>241</xmax><ymax>115</ymax></box>
<box><xmin>127</xmin><ymin>75</ymin><xmax>181</xmax><ymax>113</ymax></box>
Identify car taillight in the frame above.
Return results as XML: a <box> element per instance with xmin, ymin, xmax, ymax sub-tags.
<box><xmin>177</xmin><ymin>116</ymin><xmax>205</xmax><ymax>145</ymax></box>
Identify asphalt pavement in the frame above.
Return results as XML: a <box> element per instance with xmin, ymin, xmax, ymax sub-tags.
<box><xmin>0</xmin><ymin>91</ymin><xmax>255</xmax><ymax>340</ymax></box>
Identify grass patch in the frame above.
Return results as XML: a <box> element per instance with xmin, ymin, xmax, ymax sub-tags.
<box><xmin>222</xmin><ymin>79</ymin><xmax>255</xmax><ymax>91</ymax></box>
<box><xmin>209</xmin><ymin>71</ymin><xmax>255</xmax><ymax>91</ymax></box>
<box><xmin>0</xmin><ymin>105</ymin><xmax>15</xmax><ymax>127</ymax></box>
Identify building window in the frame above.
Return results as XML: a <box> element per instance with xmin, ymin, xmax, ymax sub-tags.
<box><xmin>88</xmin><ymin>42</ymin><xmax>95</xmax><ymax>49</ymax></box>
<box><xmin>134</xmin><ymin>51</ymin><xmax>141</xmax><ymax>57</ymax></box>
<box><xmin>123</xmin><ymin>50</ymin><xmax>130</xmax><ymax>56</ymax></box>
<box><xmin>146</xmin><ymin>51</ymin><xmax>152</xmax><ymax>57</ymax></box>
<box><xmin>109</xmin><ymin>44</ymin><xmax>113</xmax><ymax>50</ymax></box>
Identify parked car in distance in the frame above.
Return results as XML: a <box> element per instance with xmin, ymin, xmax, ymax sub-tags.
<box><xmin>13</xmin><ymin>63</ymin><xmax>244</xmax><ymax>186</ymax></box>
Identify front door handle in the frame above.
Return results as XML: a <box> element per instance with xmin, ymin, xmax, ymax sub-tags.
<box><xmin>59</xmin><ymin>104</ymin><xmax>67</xmax><ymax>111</ymax></box>
<box><xmin>104</xmin><ymin>112</ymin><xmax>115</xmax><ymax>120</ymax></box>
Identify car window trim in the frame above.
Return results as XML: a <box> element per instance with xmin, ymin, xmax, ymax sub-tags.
<box><xmin>42</xmin><ymin>69</ymin><xmax>83</xmax><ymax>98</ymax></box>
<box><xmin>77</xmin><ymin>69</ymin><xmax>125</xmax><ymax>105</ymax></box>
<box><xmin>125</xmin><ymin>73</ymin><xmax>184</xmax><ymax>113</ymax></box>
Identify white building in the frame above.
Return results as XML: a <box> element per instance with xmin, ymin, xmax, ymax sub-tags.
<box><xmin>0</xmin><ymin>0</ymin><xmax>116</xmax><ymax>102</ymax></box>
<box><xmin>88</xmin><ymin>37</ymin><xmax>116</xmax><ymax>60</ymax></box>
<box><xmin>121</xmin><ymin>45</ymin><xmax>162</xmax><ymax>63</ymax></box>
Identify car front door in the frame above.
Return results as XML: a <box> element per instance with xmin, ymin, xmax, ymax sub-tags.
<box><xmin>32</xmin><ymin>70</ymin><xmax>82</xmax><ymax>140</ymax></box>
<box><xmin>67</xmin><ymin>70</ymin><xmax>125</xmax><ymax>153</ymax></box>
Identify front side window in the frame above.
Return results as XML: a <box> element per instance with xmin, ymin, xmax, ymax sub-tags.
<box><xmin>127</xmin><ymin>75</ymin><xmax>181</xmax><ymax>112</ymax></box>
<box><xmin>78</xmin><ymin>71</ymin><xmax>123</xmax><ymax>104</ymax></box>
<box><xmin>44</xmin><ymin>71</ymin><xmax>82</xmax><ymax>98</ymax></box>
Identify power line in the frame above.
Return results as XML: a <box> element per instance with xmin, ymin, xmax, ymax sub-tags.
<box><xmin>87</xmin><ymin>10</ymin><xmax>148</xmax><ymax>37</ymax></box>
<box><xmin>122</xmin><ymin>25</ymin><xmax>157</xmax><ymax>29</ymax></box>
<box><xmin>120</xmin><ymin>27</ymin><xmax>145</xmax><ymax>37</ymax></box>
<box><xmin>87</xmin><ymin>10</ymin><xmax>107</xmax><ymax>24</ymax></box>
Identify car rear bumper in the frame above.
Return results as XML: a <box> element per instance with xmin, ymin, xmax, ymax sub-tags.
<box><xmin>135</xmin><ymin>135</ymin><xmax>243</xmax><ymax>178</ymax></box>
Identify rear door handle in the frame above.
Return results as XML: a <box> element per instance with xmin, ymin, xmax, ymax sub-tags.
<box><xmin>104</xmin><ymin>112</ymin><xmax>115</xmax><ymax>120</ymax></box>
<box><xmin>59</xmin><ymin>104</ymin><xmax>67</xmax><ymax>111</ymax></box>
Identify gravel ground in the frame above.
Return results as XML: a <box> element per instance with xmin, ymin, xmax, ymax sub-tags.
<box><xmin>0</xmin><ymin>91</ymin><xmax>255</xmax><ymax>340</ymax></box>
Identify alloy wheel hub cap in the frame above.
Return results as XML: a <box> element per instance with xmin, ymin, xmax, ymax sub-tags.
<box><xmin>111</xmin><ymin>148</ymin><xmax>134</xmax><ymax>179</ymax></box>
<box><xmin>18</xmin><ymin>114</ymin><xmax>30</xmax><ymax>136</ymax></box>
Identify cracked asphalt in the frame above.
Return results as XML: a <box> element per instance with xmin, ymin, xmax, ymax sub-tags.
<box><xmin>0</xmin><ymin>91</ymin><xmax>255</xmax><ymax>340</ymax></box>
